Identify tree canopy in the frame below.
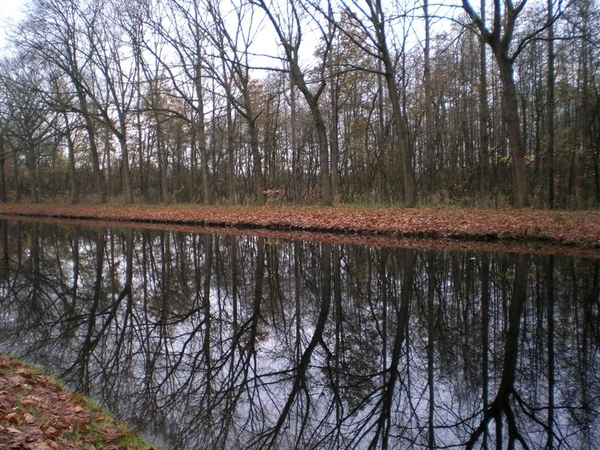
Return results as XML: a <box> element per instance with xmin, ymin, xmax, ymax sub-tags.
<box><xmin>0</xmin><ymin>0</ymin><xmax>597</xmax><ymax>208</ymax></box>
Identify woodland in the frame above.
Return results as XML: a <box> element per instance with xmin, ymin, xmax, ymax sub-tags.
<box><xmin>0</xmin><ymin>0</ymin><xmax>598</xmax><ymax>209</ymax></box>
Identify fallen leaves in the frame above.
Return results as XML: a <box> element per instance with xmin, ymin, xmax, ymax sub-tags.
<box><xmin>0</xmin><ymin>354</ymin><xmax>155</xmax><ymax>450</ymax></box>
<box><xmin>0</xmin><ymin>203</ymin><xmax>599</xmax><ymax>255</ymax></box>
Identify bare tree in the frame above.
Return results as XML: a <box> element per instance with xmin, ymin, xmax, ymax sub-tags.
<box><xmin>546</xmin><ymin>0</ymin><xmax>556</xmax><ymax>208</ymax></box>
<box><xmin>0</xmin><ymin>56</ymin><xmax>59</xmax><ymax>203</ymax></box>
<box><xmin>145</xmin><ymin>0</ymin><xmax>214</xmax><ymax>204</ymax></box>
<box><xmin>478</xmin><ymin>0</ymin><xmax>491</xmax><ymax>198</ymax></box>
<box><xmin>423</xmin><ymin>0</ymin><xmax>435</xmax><ymax>198</ymax></box>
<box><xmin>204</xmin><ymin>0</ymin><xmax>267</xmax><ymax>205</ymax></box>
<box><xmin>87</xmin><ymin>4</ymin><xmax>139</xmax><ymax>204</ymax></box>
<box><xmin>252</xmin><ymin>0</ymin><xmax>333</xmax><ymax>206</ymax></box>
<box><xmin>462</xmin><ymin>0</ymin><xmax>560</xmax><ymax>207</ymax></box>
<box><xmin>336</xmin><ymin>0</ymin><xmax>417</xmax><ymax>206</ymax></box>
<box><xmin>16</xmin><ymin>0</ymin><xmax>108</xmax><ymax>202</ymax></box>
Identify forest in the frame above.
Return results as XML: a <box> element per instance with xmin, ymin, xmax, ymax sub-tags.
<box><xmin>0</xmin><ymin>0</ymin><xmax>598</xmax><ymax>209</ymax></box>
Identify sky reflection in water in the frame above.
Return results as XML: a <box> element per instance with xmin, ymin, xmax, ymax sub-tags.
<box><xmin>0</xmin><ymin>220</ymin><xmax>598</xmax><ymax>449</ymax></box>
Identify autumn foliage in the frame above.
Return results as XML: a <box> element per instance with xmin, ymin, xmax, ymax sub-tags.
<box><xmin>0</xmin><ymin>203</ymin><xmax>598</xmax><ymax>252</ymax></box>
<box><xmin>0</xmin><ymin>354</ymin><xmax>155</xmax><ymax>450</ymax></box>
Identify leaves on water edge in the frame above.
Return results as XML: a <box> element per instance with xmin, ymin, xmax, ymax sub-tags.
<box><xmin>0</xmin><ymin>354</ymin><xmax>156</xmax><ymax>450</ymax></box>
<box><xmin>0</xmin><ymin>203</ymin><xmax>598</xmax><ymax>251</ymax></box>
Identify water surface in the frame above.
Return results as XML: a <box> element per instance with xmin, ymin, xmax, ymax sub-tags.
<box><xmin>0</xmin><ymin>220</ymin><xmax>598</xmax><ymax>449</ymax></box>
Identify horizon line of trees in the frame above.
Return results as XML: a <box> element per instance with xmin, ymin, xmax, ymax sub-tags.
<box><xmin>0</xmin><ymin>0</ymin><xmax>598</xmax><ymax>209</ymax></box>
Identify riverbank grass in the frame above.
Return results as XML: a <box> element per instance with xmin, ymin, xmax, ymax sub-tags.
<box><xmin>0</xmin><ymin>353</ymin><xmax>158</xmax><ymax>450</ymax></box>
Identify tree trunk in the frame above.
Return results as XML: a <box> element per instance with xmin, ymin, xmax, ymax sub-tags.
<box><xmin>330</xmin><ymin>70</ymin><xmax>340</xmax><ymax>202</ymax></box>
<box><xmin>27</xmin><ymin>142</ymin><xmax>39</xmax><ymax>203</ymax></box>
<box><xmin>478</xmin><ymin>0</ymin><xmax>490</xmax><ymax>197</ymax></box>
<box><xmin>0</xmin><ymin>136</ymin><xmax>6</xmax><ymax>202</ymax></box>
<box><xmin>372</xmin><ymin>1</ymin><xmax>416</xmax><ymax>206</ymax></box>
<box><xmin>497</xmin><ymin>57</ymin><xmax>529</xmax><ymax>207</ymax></box>
<box><xmin>78</xmin><ymin>90</ymin><xmax>105</xmax><ymax>202</ymax></box>
<box><xmin>153</xmin><ymin>106</ymin><xmax>168</xmax><ymax>203</ymax></box>
<box><xmin>118</xmin><ymin>132</ymin><xmax>134</xmax><ymax>204</ymax></box>
<box><xmin>462</xmin><ymin>0</ymin><xmax>530</xmax><ymax>207</ymax></box>
<box><xmin>226</xmin><ymin>98</ymin><xmax>236</xmax><ymax>205</ymax></box>
<box><xmin>290</xmin><ymin>63</ymin><xmax>331</xmax><ymax>206</ymax></box>
<box><xmin>424</xmin><ymin>0</ymin><xmax>435</xmax><ymax>198</ymax></box>
<box><xmin>248</xmin><ymin>119</ymin><xmax>265</xmax><ymax>205</ymax></box>
<box><xmin>240</xmin><ymin>83</ymin><xmax>265</xmax><ymax>205</ymax></box>
<box><xmin>546</xmin><ymin>0</ymin><xmax>555</xmax><ymax>208</ymax></box>
<box><xmin>194</xmin><ymin>64</ymin><xmax>211</xmax><ymax>205</ymax></box>
<box><xmin>63</xmin><ymin>112</ymin><xmax>79</xmax><ymax>204</ymax></box>
<box><xmin>13</xmin><ymin>153</ymin><xmax>20</xmax><ymax>202</ymax></box>
<box><xmin>384</xmin><ymin>66</ymin><xmax>415</xmax><ymax>207</ymax></box>
<box><xmin>290</xmin><ymin>80</ymin><xmax>299</xmax><ymax>202</ymax></box>
<box><xmin>256</xmin><ymin>0</ymin><xmax>332</xmax><ymax>206</ymax></box>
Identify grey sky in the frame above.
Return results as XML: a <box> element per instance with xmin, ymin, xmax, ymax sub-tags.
<box><xmin>0</xmin><ymin>0</ymin><xmax>28</xmax><ymax>51</ymax></box>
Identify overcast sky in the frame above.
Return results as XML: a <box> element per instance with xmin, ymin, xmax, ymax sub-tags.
<box><xmin>0</xmin><ymin>0</ymin><xmax>28</xmax><ymax>51</ymax></box>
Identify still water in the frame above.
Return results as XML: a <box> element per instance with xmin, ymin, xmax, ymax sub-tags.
<box><xmin>0</xmin><ymin>219</ymin><xmax>598</xmax><ymax>449</ymax></box>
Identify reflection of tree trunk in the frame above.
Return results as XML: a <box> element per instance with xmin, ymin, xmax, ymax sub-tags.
<box><xmin>249</xmin><ymin>237</ymin><xmax>265</xmax><ymax>353</ymax></box>
<box><xmin>294</xmin><ymin>241</ymin><xmax>301</xmax><ymax>363</ymax></box>
<box><xmin>262</xmin><ymin>243</ymin><xmax>332</xmax><ymax>448</ymax></box>
<box><xmin>230</xmin><ymin>236</ymin><xmax>239</xmax><ymax>358</ymax></box>
<box><xmin>72</xmin><ymin>230</ymin><xmax>105</xmax><ymax>392</ymax></box>
<box><xmin>115</xmin><ymin>229</ymin><xmax>135</xmax><ymax>375</ymax></box>
<box><xmin>467</xmin><ymin>254</ymin><xmax>528</xmax><ymax>449</ymax></box>
<box><xmin>373</xmin><ymin>249</ymin><xmax>415</xmax><ymax>448</ymax></box>
<box><xmin>576</xmin><ymin>259</ymin><xmax>599</xmax><ymax>435</ymax></box>
<box><xmin>30</xmin><ymin>223</ymin><xmax>40</xmax><ymax>300</ymax></box>
<box><xmin>72</xmin><ymin>230</ymin><xmax>132</xmax><ymax>394</ymax></box>
<box><xmin>70</xmin><ymin>229</ymin><xmax>80</xmax><ymax>311</ymax></box>
<box><xmin>381</xmin><ymin>250</ymin><xmax>388</xmax><ymax>373</ymax></box>
<box><xmin>546</xmin><ymin>255</ymin><xmax>555</xmax><ymax>448</ymax></box>
<box><xmin>427</xmin><ymin>253</ymin><xmax>436</xmax><ymax>449</ymax></box>
<box><xmin>120</xmin><ymin>228</ymin><xmax>133</xmax><ymax>301</ymax></box>
<box><xmin>480</xmin><ymin>253</ymin><xmax>490</xmax><ymax>449</ymax></box>
<box><xmin>203</xmin><ymin>234</ymin><xmax>214</xmax><ymax>401</ymax></box>
<box><xmin>332</xmin><ymin>244</ymin><xmax>343</xmax><ymax>427</ymax></box>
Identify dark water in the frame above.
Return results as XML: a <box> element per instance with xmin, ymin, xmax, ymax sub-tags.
<box><xmin>0</xmin><ymin>220</ymin><xmax>598</xmax><ymax>449</ymax></box>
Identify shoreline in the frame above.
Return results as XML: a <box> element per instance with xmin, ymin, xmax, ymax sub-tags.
<box><xmin>0</xmin><ymin>202</ymin><xmax>599</xmax><ymax>256</ymax></box>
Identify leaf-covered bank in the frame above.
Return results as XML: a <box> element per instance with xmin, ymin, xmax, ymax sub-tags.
<box><xmin>0</xmin><ymin>203</ymin><xmax>598</xmax><ymax>251</ymax></box>
<box><xmin>0</xmin><ymin>354</ymin><xmax>157</xmax><ymax>450</ymax></box>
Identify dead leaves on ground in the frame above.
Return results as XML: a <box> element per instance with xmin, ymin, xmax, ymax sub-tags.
<box><xmin>0</xmin><ymin>203</ymin><xmax>599</xmax><ymax>252</ymax></box>
<box><xmin>0</xmin><ymin>354</ymin><xmax>153</xmax><ymax>450</ymax></box>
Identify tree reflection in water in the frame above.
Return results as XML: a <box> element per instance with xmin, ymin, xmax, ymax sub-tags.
<box><xmin>0</xmin><ymin>220</ymin><xmax>598</xmax><ymax>449</ymax></box>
